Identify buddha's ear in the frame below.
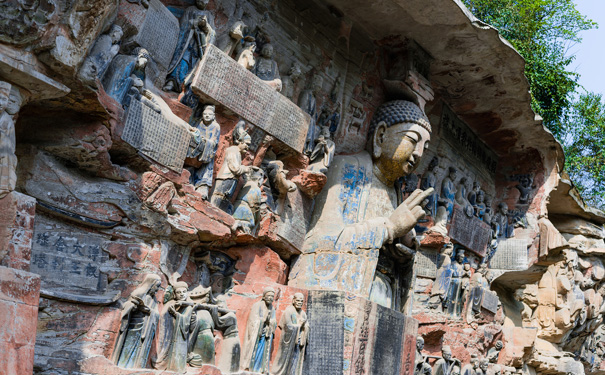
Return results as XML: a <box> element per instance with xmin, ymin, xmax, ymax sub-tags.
<box><xmin>372</xmin><ymin>121</ymin><xmax>387</xmax><ymax>159</ymax></box>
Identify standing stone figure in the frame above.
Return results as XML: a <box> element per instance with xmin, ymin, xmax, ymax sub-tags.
<box><xmin>80</xmin><ymin>24</ymin><xmax>123</xmax><ymax>85</ymax></box>
<box><xmin>515</xmin><ymin>175</ymin><xmax>534</xmax><ymax>204</ymax></box>
<box><xmin>112</xmin><ymin>274</ymin><xmax>162</xmax><ymax>369</ymax></box>
<box><xmin>232</xmin><ymin>167</ymin><xmax>264</xmax><ymax>233</ymax></box>
<box><xmin>237</xmin><ymin>40</ymin><xmax>256</xmax><ymax>70</ymax></box>
<box><xmin>491</xmin><ymin>202</ymin><xmax>513</xmax><ymax>238</ymax></box>
<box><xmin>155</xmin><ymin>281</ymin><xmax>195</xmax><ymax>372</ymax></box>
<box><xmin>187</xmin><ymin>104</ymin><xmax>221</xmax><ymax>199</ymax></box>
<box><xmin>308</xmin><ymin>126</ymin><xmax>335</xmax><ymax>174</ymax></box>
<box><xmin>272</xmin><ymin>293</ymin><xmax>309</xmax><ymax>375</ymax></box>
<box><xmin>473</xmin><ymin>190</ymin><xmax>487</xmax><ymax>219</ymax></box>
<box><xmin>164</xmin><ymin>0</ymin><xmax>215</xmax><ymax>92</ymax></box>
<box><xmin>288</xmin><ymin>100</ymin><xmax>433</xmax><ymax>298</ymax></box>
<box><xmin>446</xmin><ymin>249</ymin><xmax>467</xmax><ymax>316</ymax></box>
<box><xmin>299</xmin><ymin>74</ymin><xmax>323</xmax><ymax>155</ymax></box>
<box><xmin>420</xmin><ymin>156</ymin><xmax>439</xmax><ymax>217</ymax></box>
<box><xmin>433</xmin><ymin>346</ymin><xmax>458</xmax><ymax>375</ymax></box>
<box><xmin>210</xmin><ymin>121</ymin><xmax>252</xmax><ymax>214</ymax></box>
<box><xmin>415</xmin><ymin>337</ymin><xmax>432</xmax><ymax>375</ymax></box>
<box><xmin>241</xmin><ymin>287</ymin><xmax>277</xmax><ymax>373</ymax></box>
<box><xmin>254</xmin><ymin>43</ymin><xmax>282</xmax><ymax>91</ymax></box>
<box><xmin>0</xmin><ymin>82</ymin><xmax>22</xmax><ymax>199</ymax></box>
<box><xmin>281</xmin><ymin>62</ymin><xmax>303</xmax><ymax>101</ymax></box>
<box><xmin>430</xmin><ymin>243</ymin><xmax>454</xmax><ymax>309</ymax></box>
<box><xmin>103</xmin><ymin>48</ymin><xmax>149</xmax><ymax>105</ymax></box>
<box><xmin>438</xmin><ymin>167</ymin><xmax>457</xmax><ymax>220</ymax></box>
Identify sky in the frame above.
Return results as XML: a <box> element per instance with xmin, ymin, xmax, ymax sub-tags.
<box><xmin>572</xmin><ymin>0</ymin><xmax>605</xmax><ymax>95</ymax></box>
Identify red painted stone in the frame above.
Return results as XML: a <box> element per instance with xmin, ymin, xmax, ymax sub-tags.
<box><xmin>292</xmin><ymin>169</ymin><xmax>327</xmax><ymax>198</ymax></box>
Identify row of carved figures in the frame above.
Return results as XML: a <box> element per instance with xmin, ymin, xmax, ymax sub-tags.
<box><xmin>415</xmin><ymin>339</ymin><xmax>504</xmax><ymax>375</ymax></box>
<box><xmin>112</xmin><ymin>274</ymin><xmax>308</xmax><ymax>374</ymax></box>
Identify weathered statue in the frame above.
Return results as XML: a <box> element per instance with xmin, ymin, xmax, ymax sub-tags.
<box><xmin>112</xmin><ymin>274</ymin><xmax>162</xmax><ymax>369</ymax></box>
<box><xmin>439</xmin><ymin>167</ymin><xmax>457</xmax><ymax>220</ymax></box>
<box><xmin>515</xmin><ymin>175</ymin><xmax>534</xmax><ymax>204</ymax></box>
<box><xmin>299</xmin><ymin>74</ymin><xmax>323</xmax><ymax>155</ymax></box>
<box><xmin>455</xmin><ymin>177</ymin><xmax>474</xmax><ymax>217</ymax></box>
<box><xmin>473</xmin><ymin>190</ymin><xmax>487</xmax><ymax>219</ymax></box>
<box><xmin>232</xmin><ymin>167</ymin><xmax>264</xmax><ymax>234</ymax></box>
<box><xmin>281</xmin><ymin>62</ymin><xmax>303</xmax><ymax>101</ymax></box>
<box><xmin>241</xmin><ymin>287</ymin><xmax>277</xmax><ymax>373</ymax></box>
<box><xmin>461</xmin><ymin>354</ymin><xmax>478</xmax><ymax>375</ymax></box>
<box><xmin>467</xmin><ymin>181</ymin><xmax>481</xmax><ymax>206</ymax></box>
<box><xmin>80</xmin><ymin>24</ymin><xmax>123</xmax><ymax>85</ymax></box>
<box><xmin>210</xmin><ymin>121</ymin><xmax>252</xmax><ymax>214</ymax></box>
<box><xmin>219</xmin><ymin>21</ymin><xmax>248</xmax><ymax>57</ymax></box>
<box><xmin>164</xmin><ymin>0</ymin><xmax>215</xmax><ymax>92</ymax></box>
<box><xmin>415</xmin><ymin>336</ymin><xmax>432</xmax><ymax>375</ymax></box>
<box><xmin>476</xmin><ymin>358</ymin><xmax>489</xmax><ymax>375</ymax></box>
<box><xmin>272</xmin><ymin>293</ymin><xmax>309</xmax><ymax>375</ymax></box>
<box><xmin>187</xmin><ymin>104</ymin><xmax>221</xmax><ymax>199</ymax></box>
<box><xmin>491</xmin><ymin>202</ymin><xmax>513</xmax><ymax>238</ymax></box>
<box><xmin>155</xmin><ymin>281</ymin><xmax>195</xmax><ymax>372</ymax></box>
<box><xmin>265</xmin><ymin>160</ymin><xmax>296</xmax><ymax>213</ymax></box>
<box><xmin>433</xmin><ymin>346</ymin><xmax>459</xmax><ymax>375</ymax></box>
<box><xmin>236</xmin><ymin>40</ymin><xmax>256</xmax><ymax>70</ymax></box>
<box><xmin>420</xmin><ymin>156</ymin><xmax>439</xmax><ymax>217</ymax></box>
<box><xmin>487</xmin><ymin>341</ymin><xmax>503</xmax><ymax>363</ymax></box>
<box><xmin>288</xmin><ymin>100</ymin><xmax>432</xmax><ymax>298</ymax></box>
<box><xmin>430</xmin><ymin>243</ymin><xmax>454</xmax><ymax>309</ymax></box>
<box><xmin>0</xmin><ymin>82</ymin><xmax>22</xmax><ymax>199</ymax></box>
<box><xmin>308</xmin><ymin>126</ymin><xmax>335</xmax><ymax>174</ymax></box>
<box><xmin>103</xmin><ymin>47</ymin><xmax>149</xmax><ymax>105</ymax></box>
<box><xmin>254</xmin><ymin>43</ymin><xmax>282</xmax><ymax>91</ymax></box>
<box><xmin>445</xmin><ymin>249</ymin><xmax>467</xmax><ymax>316</ymax></box>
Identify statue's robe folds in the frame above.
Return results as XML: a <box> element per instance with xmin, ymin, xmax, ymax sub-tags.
<box><xmin>154</xmin><ymin>300</ymin><xmax>195</xmax><ymax>372</ymax></box>
<box><xmin>241</xmin><ymin>300</ymin><xmax>276</xmax><ymax>373</ymax></box>
<box><xmin>188</xmin><ymin>119</ymin><xmax>220</xmax><ymax>188</ymax></box>
<box><xmin>289</xmin><ymin>151</ymin><xmax>399</xmax><ymax>298</ymax></box>
<box><xmin>271</xmin><ymin>305</ymin><xmax>308</xmax><ymax>375</ymax></box>
<box><xmin>112</xmin><ymin>294</ymin><xmax>160</xmax><ymax>368</ymax></box>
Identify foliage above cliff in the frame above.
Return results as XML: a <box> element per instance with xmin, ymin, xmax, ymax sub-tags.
<box><xmin>462</xmin><ymin>0</ymin><xmax>604</xmax><ymax>209</ymax></box>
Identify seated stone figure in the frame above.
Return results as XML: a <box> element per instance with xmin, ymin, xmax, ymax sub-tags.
<box><xmin>102</xmin><ymin>48</ymin><xmax>149</xmax><ymax>105</ymax></box>
<box><xmin>288</xmin><ymin>100</ymin><xmax>432</xmax><ymax>300</ymax></box>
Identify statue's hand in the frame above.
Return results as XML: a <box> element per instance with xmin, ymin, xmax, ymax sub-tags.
<box><xmin>388</xmin><ymin>188</ymin><xmax>433</xmax><ymax>239</ymax></box>
<box><xmin>168</xmin><ymin>306</ymin><xmax>177</xmax><ymax>317</ymax></box>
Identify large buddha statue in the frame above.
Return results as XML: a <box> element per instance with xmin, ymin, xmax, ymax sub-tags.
<box><xmin>288</xmin><ymin>100</ymin><xmax>432</xmax><ymax>300</ymax></box>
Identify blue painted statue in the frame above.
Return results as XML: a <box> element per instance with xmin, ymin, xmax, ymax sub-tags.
<box><xmin>241</xmin><ymin>287</ymin><xmax>277</xmax><ymax>373</ymax></box>
<box><xmin>102</xmin><ymin>48</ymin><xmax>149</xmax><ymax>105</ymax></box>
<box><xmin>187</xmin><ymin>104</ymin><xmax>221</xmax><ymax>200</ymax></box>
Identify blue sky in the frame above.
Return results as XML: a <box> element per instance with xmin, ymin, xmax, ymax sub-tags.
<box><xmin>572</xmin><ymin>0</ymin><xmax>605</xmax><ymax>95</ymax></box>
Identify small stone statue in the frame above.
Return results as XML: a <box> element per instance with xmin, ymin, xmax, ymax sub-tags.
<box><xmin>299</xmin><ymin>74</ymin><xmax>323</xmax><ymax>155</ymax></box>
<box><xmin>254</xmin><ymin>43</ymin><xmax>282</xmax><ymax>91</ymax></box>
<box><xmin>187</xmin><ymin>104</ymin><xmax>221</xmax><ymax>199</ymax></box>
<box><xmin>438</xmin><ymin>167</ymin><xmax>457</xmax><ymax>220</ymax></box>
<box><xmin>271</xmin><ymin>293</ymin><xmax>309</xmax><ymax>375</ymax></box>
<box><xmin>103</xmin><ymin>47</ymin><xmax>150</xmax><ymax>105</ymax></box>
<box><xmin>455</xmin><ymin>177</ymin><xmax>474</xmax><ymax>217</ymax></box>
<box><xmin>445</xmin><ymin>249</ymin><xmax>468</xmax><ymax>316</ymax></box>
<box><xmin>211</xmin><ymin>121</ymin><xmax>252</xmax><ymax>214</ymax></box>
<box><xmin>468</xmin><ymin>181</ymin><xmax>481</xmax><ymax>206</ymax></box>
<box><xmin>219</xmin><ymin>21</ymin><xmax>248</xmax><ymax>57</ymax></box>
<box><xmin>308</xmin><ymin>126</ymin><xmax>335</xmax><ymax>174</ymax></box>
<box><xmin>0</xmin><ymin>82</ymin><xmax>22</xmax><ymax>199</ymax></box>
<box><xmin>266</xmin><ymin>160</ymin><xmax>297</xmax><ymax>213</ymax></box>
<box><xmin>476</xmin><ymin>358</ymin><xmax>489</xmax><ymax>375</ymax></box>
<box><xmin>164</xmin><ymin>13</ymin><xmax>216</xmax><ymax>92</ymax></box>
<box><xmin>232</xmin><ymin>167</ymin><xmax>264</xmax><ymax>234</ymax></box>
<box><xmin>515</xmin><ymin>174</ymin><xmax>535</xmax><ymax>204</ymax></box>
<box><xmin>281</xmin><ymin>62</ymin><xmax>303</xmax><ymax>101</ymax></box>
<box><xmin>487</xmin><ymin>341</ymin><xmax>503</xmax><ymax>363</ymax></box>
<box><xmin>241</xmin><ymin>287</ymin><xmax>277</xmax><ymax>373</ymax></box>
<box><xmin>112</xmin><ymin>274</ymin><xmax>162</xmax><ymax>369</ymax></box>
<box><xmin>237</xmin><ymin>40</ymin><xmax>256</xmax><ymax>70</ymax></box>
<box><xmin>79</xmin><ymin>24</ymin><xmax>123</xmax><ymax>86</ymax></box>
<box><xmin>473</xmin><ymin>190</ymin><xmax>487</xmax><ymax>219</ymax></box>
<box><xmin>430</xmin><ymin>243</ymin><xmax>454</xmax><ymax>309</ymax></box>
<box><xmin>415</xmin><ymin>337</ymin><xmax>432</xmax><ymax>375</ymax></box>
<box><xmin>420</xmin><ymin>156</ymin><xmax>439</xmax><ymax>217</ymax></box>
<box><xmin>155</xmin><ymin>281</ymin><xmax>196</xmax><ymax>372</ymax></box>
<box><xmin>461</xmin><ymin>354</ymin><xmax>479</xmax><ymax>375</ymax></box>
<box><xmin>491</xmin><ymin>202</ymin><xmax>513</xmax><ymax>238</ymax></box>
<box><xmin>433</xmin><ymin>346</ymin><xmax>459</xmax><ymax>375</ymax></box>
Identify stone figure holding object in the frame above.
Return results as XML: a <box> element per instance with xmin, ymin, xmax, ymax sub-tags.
<box><xmin>210</xmin><ymin>121</ymin><xmax>253</xmax><ymax>214</ymax></box>
<box><xmin>433</xmin><ymin>346</ymin><xmax>459</xmax><ymax>375</ymax></box>
<box><xmin>112</xmin><ymin>274</ymin><xmax>161</xmax><ymax>369</ymax></box>
<box><xmin>271</xmin><ymin>293</ymin><xmax>309</xmax><ymax>375</ymax></box>
<box><xmin>187</xmin><ymin>104</ymin><xmax>221</xmax><ymax>200</ymax></box>
<box><xmin>288</xmin><ymin>100</ymin><xmax>433</xmax><ymax>298</ymax></box>
<box><xmin>254</xmin><ymin>43</ymin><xmax>282</xmax><ymax>91</ymax></box>
<box><xmin>415</xmin><ymin>336</ymin><xmax>433</xmax><ymax>375</ymax></box>
<box><xmin>241</xmin><ymin>287</ymin><xmax>277</xmax><ymax>374</ymax></box>
<box><xmin>0</xmin><ymin>82</ymin><xmax>23</xmax><ymax>199</ymax></box>
<box><xmin>79</xmin><ymin>24</ymin><xmax>123</xmax><ymax>86</ymax></box>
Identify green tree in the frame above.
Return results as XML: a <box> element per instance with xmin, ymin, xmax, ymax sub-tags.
<box><xmin>563</xmin><ymin>92</ymin><xmax>605</xmax><ymax>209</ymax></box>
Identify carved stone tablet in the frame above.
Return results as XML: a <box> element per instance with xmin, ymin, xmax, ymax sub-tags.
<box><xmin>31</xmin><ymin>215</ymin><xmax>113</xmax><ymax>299</ymax></box>
<box><xmin>481</xmin><ymin>290</ymin><xmax>499</xmax><ymax>314</ymax></box>
<box><xmin>304</xmin><ymin>291</ymin><xmax>344</xmax><ymax>375</ymax></box>
<box><xmin>489</xmin><ymin>238</ymin><xmax>529</xmax><ymax>270</ymax></box>
<box><xmin>371</xmin><ymin>304</ymin><xmax>407</xmax><ymax>375</ymax></box>
<box><xmin>122</xmin><ymin>98</ymin><xmax>191</xmax><ymax>172</ymax></box>
<box><xmin>191</xmin><ymin>45</ymin><xmax>310</xmax><ymax>153</ymax></box>
<box><xmin>449</xmin><ymin>205</ymin><xmax>491</xmax><ymax>256</ymax></box>
<box><xmin>133</xmin><ymin>0</ymin><xmax>179</xmax><ymax>70</ymax></box>
<box><xmin>415</xmin><ymin>249</ymin><xmax>439</xmax><ymax>278</ymax></box>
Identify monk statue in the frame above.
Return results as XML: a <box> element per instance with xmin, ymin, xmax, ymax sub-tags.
<box><xmin>288</xmin><ymin>100</ymin><xmax>433</xmax><ymax>300</ymax></box>
<box><xmin>241</xmin><ymin>287</ymin><xmax>277</xmax><ymax>373</ymax></box>
<box><xmin>272</xmin><ymin>293</ymin><xmax>309</xmax><ymax>375</ymax></box>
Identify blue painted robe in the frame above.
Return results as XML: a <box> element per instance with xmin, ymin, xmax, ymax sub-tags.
<box><xmin>187</xmin><ymin>119</ymin><xmax>220</xmax><ymax>188</ymax></box>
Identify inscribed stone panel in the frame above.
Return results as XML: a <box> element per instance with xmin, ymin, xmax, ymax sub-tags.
<box><xmin>489</xmin><ymin>239</ymin><xmax>529</xmax><ymax>271</ymax></box>
<box><xmin>133</xmin><ymin>0</ymin><xmax>179</xmax><ymax>70</ymax></box>
<box><xmin>371</xmin><ymin>304</ymin><xmax>406</xmax><ymax>375</ymax></box>
<box><xmin>191</xmin><ymin>45</ymin><xmax>310</xmax><ymax>153</ymax></box>
<box><xmin>481</xmin><ymin>290</ymin><xmax>499</xmax><ymax>314</ymax></box>
<box><xmin>304</xmin><ymin>291</ymin><xmax>344</xmax><ymax>375</ymax></box>
<box><xmin>415</xmin><ymin>249</ymin><xmax>439</xmax><ymax>278</ymax></box>
<box><xmin>449</xmin><ymin>205</ymin><xmax>491</xmax><ymax>257</ymax></box>
<box><xmin>122</xmin><ymin>98</ymin><xmax>191</xmax><ymax>172</ymax></box>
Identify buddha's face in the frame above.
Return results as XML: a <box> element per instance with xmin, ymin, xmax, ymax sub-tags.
<box><xmin>374</xmin><ymin>122</ymin><xmax>430</xmax><ymax>183</ymax></box>
<box><xmin>261</xmin><ymin>44</ymin><xmax>274</xmax><ymax>58</ymax></box>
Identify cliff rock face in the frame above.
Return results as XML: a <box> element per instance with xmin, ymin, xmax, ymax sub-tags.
<box><xmin>0</xmin><ymin>1</ymin><xmax>604</xmax><ymax>375</ymax></box>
